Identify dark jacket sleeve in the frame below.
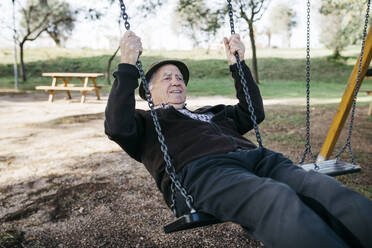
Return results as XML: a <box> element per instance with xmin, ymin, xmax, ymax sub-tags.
<box><xmin>226</xmin><ymin>60</ymin><xmax>265</xmax><ymax>134</ymax></box>
<box><xmin>104</xmin><ymin>63</ymin><xmax>145</xmax><ymax>162</ymax></box>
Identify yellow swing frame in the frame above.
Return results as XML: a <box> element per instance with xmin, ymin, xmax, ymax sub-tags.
<box><xmin>318</xmin><ymin>25</ymin><xmax>372</xmax><ymax>162</ymax></box>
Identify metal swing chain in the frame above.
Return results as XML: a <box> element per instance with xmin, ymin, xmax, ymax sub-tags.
<box><xmin>118</xmin><ymin>0</ymin><xmax>195</xmax><ymax>215</ymax></box>
<box><xmin>335</xmin><ymin>0</ymin><xmax>371</xmax><ymax>164</ymax></box>
<box><xmin>299</xmin><ymin>0</ymin><xmax>318</xmax><ymax>168</ymax></box>
<box><xmin>119</xmin><ymin>1</ymin><xmax>130</xmax><ymax>30</ymax></box>
<box><xmin>226</xmin><ymin>0</ymin><xmax>263</xmax><ymax>148</ymax></box>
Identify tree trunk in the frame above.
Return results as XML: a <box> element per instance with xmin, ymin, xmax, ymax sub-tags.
<box><xmin>19</xmin><ymin>41</ymin><xmax>26</xmax><ymax>82</ymax></box>
<box><xmin>191</xmin><ymin>32</ymin><xmax>199</xmax><ymax>49</ymax></box>
<box><xmin>287</xmin><ymin>27</ymin><xmax>292</xmax><ymax>48</ymax></box>
<box><xmin>248</xmin><ymin>21</ymin><xmax>259</xmax><ymax>84</ymax></box>
<box><xmin>267</xmin><ymin>32</ymin><xmax>271</xmax><ymax>48</ymax></box>
<box><xmin>332</xmin><ymin>48</ymin><xmax>341</xmax><ymax>59</ymax></box>
<box><xmin>106</xmin><ymin>46</ymin><xmax>120</xmax><ymax>85</ymax></box>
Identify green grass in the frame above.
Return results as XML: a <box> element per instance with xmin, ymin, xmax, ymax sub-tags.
<box><xmin>266</xmin><ymin>132</ymin><xmax>306</xmax><ymax>147</ymax></box>
<box><xmin>187</xmin><ymin>79</ymin><xmax>356</xmax><ymax>99</ymax></box>
<box><xmin>262</xmin><ymin>111</ymin><xmax>305</xmax><ymax>127</ymax></box>
<box><xmin>1</xmin><ymin>47</ymin><xmax>372</xmax><ymax>98</ymax></box>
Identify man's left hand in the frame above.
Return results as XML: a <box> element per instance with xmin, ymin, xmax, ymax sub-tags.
<box><xmin>223</xmin><ymin>34</ymin><xmax>245</xmax><ymax>65</ymax></box>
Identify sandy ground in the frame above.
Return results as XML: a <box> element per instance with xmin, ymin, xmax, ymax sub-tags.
<box><xmin>0</xmin><ymin>91</ymin><xmax>371</xmax><ymax>247</ymax></box>
<box><xmin>3</xmin><ymin>92</ymin><xmax>370</xmax><ymax>186</ymax></box>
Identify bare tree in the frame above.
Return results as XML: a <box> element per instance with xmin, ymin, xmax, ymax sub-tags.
<box><xmin>105</xmin><ymin>0</ymin><xmax>164</xmax><ymax>85</ymax></box>
<box><xmin>12</xmin><ymin>0</ymin><xmax>19</xmax><ymax>89</ymax></box>
<box><xmin>268</xmin><ymin>2</ymin><xmax>297</xmax><ymax>48</ymax></box>
<box><xmin>234</xmin><ymin>0</ymin><xmax>271</xmax><ymax>84</ymax></box>
<box><xmin>106</xmin><ymin>16</ymin><xmax>122</xmax><ymax>85</ymax></box>
<box><xmin>17</xmin><ymin>0</ymin><xmax>75</xmax><ymax>81</ymax></box>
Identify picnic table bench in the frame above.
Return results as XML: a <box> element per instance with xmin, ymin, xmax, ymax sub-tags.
<box><xmin>359</xmin><ymin>89</ymin><xmax>372</xmax><ymax>116</ymax></box>
<box><xmin>360</xmin><ymin>72</ymin><xmax>372</xmax><ymax>115</ymax></box>
<box><xmin>35</xmin><ymin>72</ymin><xmax>104</xmax><ymax>103</ymax></box>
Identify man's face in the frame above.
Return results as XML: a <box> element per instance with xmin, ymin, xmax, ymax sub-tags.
<box><xmin>149</xmin><ymin>64</ymin><xmax>186</xmax><ymax>107</ymax></box>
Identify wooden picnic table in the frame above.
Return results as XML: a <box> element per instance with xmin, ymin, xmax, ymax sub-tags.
<box><xmin>35</xmin><ymin>72</ymin><xmax>104</xmax><ymax>103</ymax></box>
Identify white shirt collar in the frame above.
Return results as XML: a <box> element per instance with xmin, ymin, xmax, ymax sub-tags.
<box><xmin>154</xmin><ymin>103</ymin><xmax>187</xmax><ymax>110</ymax></box>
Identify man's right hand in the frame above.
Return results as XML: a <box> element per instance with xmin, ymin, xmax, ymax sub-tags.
<box><xmin>120</xmin><ymin>31</ymin><xmax>143</xmax><ymax>65</ymax></box>
<box><xmin>223</xmin><ymin>34</ymin><xmax>245</xmax><ymax>65</ymax></box>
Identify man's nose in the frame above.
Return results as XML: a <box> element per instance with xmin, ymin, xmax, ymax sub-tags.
<box><xmin>171</xmin><ymin>78</ymin><xmax>181</xmax><ymax>85</ymax></box>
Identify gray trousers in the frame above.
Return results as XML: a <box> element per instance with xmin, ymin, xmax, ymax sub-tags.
<box><xmin>174</xmin><ymin>148</ymin><xmax>372</xmax><ymax>248</ymax></box>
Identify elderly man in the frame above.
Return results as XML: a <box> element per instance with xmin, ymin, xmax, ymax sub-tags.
<box><xmin>105</xmin><ymin>30</ymin><xmax>372</xmax><ymax>248</ymax></box>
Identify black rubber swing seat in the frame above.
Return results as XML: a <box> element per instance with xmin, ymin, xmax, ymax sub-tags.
<box><xmin>300</xmin><ymin>159</ymin><xmax>361</xmax><ymax>176</ymax></box>
<box><xmin>163</xmin><ymin>160</ymin><xmax>361</xmax><ymax>234</ymax></box>
<box><xmin>164</xmin><ymin>211</ymin><xmax>222</xmax><ymax>233</ymax></box>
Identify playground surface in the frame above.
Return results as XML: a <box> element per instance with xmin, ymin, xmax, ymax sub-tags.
<box><xmin>0</xmin><ymin>92</ymin><xmax>371</xmax><ymax>247</ymax></box>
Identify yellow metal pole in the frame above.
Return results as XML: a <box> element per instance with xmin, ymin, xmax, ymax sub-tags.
<box><xmin>317</xmin><ymin>25</ymin><xmax>372</xmax><ymax>161</ymax></box>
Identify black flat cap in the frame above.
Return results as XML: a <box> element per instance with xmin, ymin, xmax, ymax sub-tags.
<box><xmin>139</xmin><ymin>59</ymin><xmax>189</xmax><ymax>100</ymax></box>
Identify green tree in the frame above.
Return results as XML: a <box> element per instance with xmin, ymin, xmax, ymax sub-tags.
<box><xmin>174</xmin><ymin>0</ymin><xmax>271</xmax><ymax>84</ymax></box>
<box><xmin>173</xmin><ymin>0</ymin><xmax>223</xmax><ymax>48</ymax></box>
<box><xmin>17</xmin><ymin>0</ymin><xmax>76</xmax><ymax>81</ymax></box>
<box><xmin>268</xmin><ymin>2</ymin><xmax>297</xmax><ymax>48</ymax></box>
<box><xmin>319</xmin><ymin>0</ymin><xmax>370</xmax><ymax>58</ymax></box>
<box><xmin>139</xmin><ymin>0</ymin><xmax>163</xmax><ymax>16</ymax></box>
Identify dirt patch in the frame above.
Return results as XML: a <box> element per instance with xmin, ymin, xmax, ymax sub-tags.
<box><xmin>0</xmin><ymin>92</ymin><xmax>371</xmax><ymax>247</ymax></box>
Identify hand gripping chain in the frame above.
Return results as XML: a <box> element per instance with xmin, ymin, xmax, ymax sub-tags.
<box><xmin>118</xmin><ymin>0</ymin><xmax>195</xmax><ymax>216</ymax></box>
<box><xmin>226</xmin><ymin>0</ymin><xmax>263</xmax><ymax>148</ymax></box>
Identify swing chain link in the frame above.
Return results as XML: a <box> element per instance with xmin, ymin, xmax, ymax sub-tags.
<box><xmin>170</xmin><ymin>182</ymin><xmax>177</xmax><ymax>216</ymax></box>
<box><xmin>227</xmin><ymin>0</ymin><xmax>235</xmax><ymax>34</ymax></box>
<box><xmin>236</xmin><ymin>55</ymin><xmax>263</xmax><ymax>147</ymax></box>
<box><xmin>119</xmin><ymin>0</ymin><xmax>195</xmax><ymax>215</ymax></box>
<box><xmin>300</xmin><ymin>0</ymin><xmax>318</xmax><ymax>169</ymax></box>
<box><xmin>138</xmin><ymin>60</ymin><xmax>195</xmax><ymax>214</ymax></box>
<box><xmin>227</xmin><ymin>0</ymin><xmax>263</xmax><ymax>148</ymax></box>
<box><xmin>119</xmin><ymin>0</ymin><xmax>130</xmax><ymax>30</ymax></box>
<box><xmin>335</xmin><ymin>0</ymin><xmax>370</xmax><ymax>164</ymax></box>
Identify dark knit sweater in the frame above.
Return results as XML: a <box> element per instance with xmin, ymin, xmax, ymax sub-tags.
<box><xmin>104</xmin><ymin>60</ymin><xmax>265</xmax><ymax>206</ymax></box>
